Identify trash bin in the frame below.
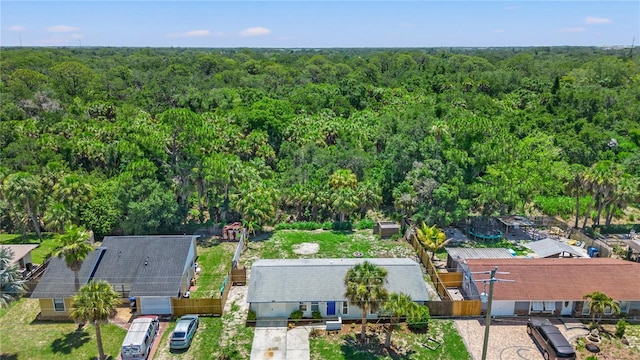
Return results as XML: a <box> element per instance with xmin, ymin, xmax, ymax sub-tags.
<box><xmin>588</xmin><ymin>247</ymin><xmax>599</xmax><ymax>258</ymax></box>
<box><xmin>129</xmin><ymin>296</ymin><xmax>137</xmax><ymax>312</ymax></box>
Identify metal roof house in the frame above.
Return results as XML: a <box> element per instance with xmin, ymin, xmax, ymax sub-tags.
<box><xmin>526</xmin><ymin>238</ymin><xmax>585</xmax><ymax>258</ymax></box>
<box><xmin>247</xmin><ymin>258</ymin><xmax>429</xmax><ymax>319</ymax></box>
<box><xmin>30</xmin><ymin>235</ymin><xmax>198</xmax><ymax>319</ymax></box>
<box><xmin>445</xmin><ymin>247</ymin><xmax>514</xmax><ymax>272</ymax></box>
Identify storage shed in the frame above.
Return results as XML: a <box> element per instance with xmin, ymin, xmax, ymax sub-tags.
<box><xmin>374</xmin><ymin>221</ymin><xmax>400</xmax><ymax>238</ymax></box>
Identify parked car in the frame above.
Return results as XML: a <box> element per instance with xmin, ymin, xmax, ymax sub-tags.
<box><xmin>169</xmin><ymin>314</ymin><xmax>199</xmax><ymax>350</ymax></box>
<box><xmin>121</xmin><ymin>315</ymin><xmax>160</xmax><ymax>360</ymax></box>
<box><xmin>527</xmin><ymin>318</ymin><xmax>576</xmax><ymax>360</ymax></box>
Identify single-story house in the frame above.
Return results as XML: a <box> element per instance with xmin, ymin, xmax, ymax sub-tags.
<box><xmin>445</xmin><ymin>247</ymin><xmax>513</xmax><ymax>272</ymax></box>
<box><xmin>247</xmin><ymin>258</ymin><xmax>429</xmax><ymax>320</ymax></box>
<box><xmin>30</xmin><ymin>235</ymin><xmax>198</xmax><ymax>319</ymax></box>
<box><xmin>1</xmin><ymin>244</ymin><xmax>39</xmax><ymax>273</ymax></box>
<box><xmin>461</xmin><ymin>258</ymin><xmax>640</xmax><ymax>318</ymax></box>
<box><xmin>526</xmin><ymin>238</ymin><xmax>586</xmax><ymax>258</ymax></box>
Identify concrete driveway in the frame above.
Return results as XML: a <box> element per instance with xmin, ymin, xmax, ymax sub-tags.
<box><xmin>250</xmin><ymin>324</ymin><xmax>312</xmax><ymax>360</ymax></box>
<box><xmin>455</xmin><ymin>318</ymin><xmax>588</xmax><ymax>360</ymax></box>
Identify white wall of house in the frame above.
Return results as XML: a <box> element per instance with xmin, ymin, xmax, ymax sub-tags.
<box><xmin>251</xmin><ymin>301</ymin><xmax>379</xmax><ymax>320</ymax></box>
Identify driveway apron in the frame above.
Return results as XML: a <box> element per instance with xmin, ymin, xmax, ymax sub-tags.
<box><xmin>250</xmin><ymin>324</ymin><xmax>312</xmax><ymax>360</ymax></box>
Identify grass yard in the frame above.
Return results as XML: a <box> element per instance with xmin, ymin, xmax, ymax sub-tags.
<box><xmin>0</xmin><ymin>298</ymin><xmax>126</xmax><ymax>360</ymax></box>
<box><xmin>190</xmin><ymin>240</ymin><xmax>236</xmax><ymax>298</ymax></box>
<box><xmin>310</xmin><ymin>319</ymin><xmax>470</xmax><ymax>360</ymax></box>
<box><xmin>0</xmin><ymin>233</ymin><xmax>60</xmax><ymax>264</ymax></box>
<box><xmin>245</xmin><ymin>229</ymin><xmax>415</xmax><ymax>265</ymax></box>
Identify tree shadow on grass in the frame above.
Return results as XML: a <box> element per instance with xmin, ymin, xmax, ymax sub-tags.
<box><xmin>0</xmin><ymin>353</ymin><xmax>19</xmax><ymax>360</ymax></box>
<box><xmin>340</xmin><ymin>333</ymin><xmax>415</xmax><ymax>360</ymax></box>
<box><xmin>50</xmin><ymin>329</ymin><xmax>90</xmax><ymax>355</ymax></box>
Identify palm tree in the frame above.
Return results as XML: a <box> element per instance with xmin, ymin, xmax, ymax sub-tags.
<box><xmin>3</xmin><ymin>172</ymin><xmax>43</xmax><ymax>240</ymax></box>
<box><xmin>430</xmin><ymin>121</ymin><xmax>448</xmax><ymax>159</ymax></box>
<box><xmin>52</xmin><ymin>174</ymin><xmax>93</xmax><ymax>223</ymax></box>
<box><xmin>53</xmin><ymin>225</ymin><xmax>94</xmax><ymax>291</ymax></box>
<box><xmin>565</xmin><ymin>164</ymin><xmax>586</xmax><ymax>229</ymax></box>
<box><xmin>382</xmin><ymin>293</ymin><xmax>420</xmax><ymax>348</ymax></box>
<box><xmin>71</xmin><ymin>280</ymin><xmax>121</xmax><ymax>360</ymax></box>
<box><xmin>0</xmin><ymin>247</ymin><xmax>26</xmax><ymax>308</ymax></box>
<box><xmin>415</xmin><ymin>222</ymin><xmax>450</xmax><ymax>260</ymax></box>
<box><xmin>583</xmin><ymin>291</ymin><xmax>620</xmax><ymax>326</ymax></box>
<box><xmin>344</xmin><ymin>261</ymin><xmax>389</xmax><ymax>342</ymax></box>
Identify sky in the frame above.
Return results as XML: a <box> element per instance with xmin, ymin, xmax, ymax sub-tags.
<box><xmin>1</xmin><ymin>1</ymin><xmax>639</xmax><ymax>48</ymax></box>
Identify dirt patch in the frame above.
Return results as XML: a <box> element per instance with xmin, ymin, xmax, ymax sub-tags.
<box><xmin>293</xmin><ymin>242</ymin><xmax>320</xmax><ymax>255</ymax></box>
<box><xmin>111</xmin><ymin>306</ymin><xmax>134</xmax><ymax>329</ymax></box>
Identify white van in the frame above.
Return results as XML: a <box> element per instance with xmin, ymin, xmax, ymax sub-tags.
<box><xmin>121</xmin><ymin>315</ymin><xmax>160</xmax><ymax>360</ymax></box>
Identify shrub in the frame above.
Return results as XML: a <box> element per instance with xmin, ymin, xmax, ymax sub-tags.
<box><xmin>247</xmin><ymin>310</ymin><xmax>257</xmax><ymax>321</ymax></box>
<box><xmin>615</xmin><ymin>318</ymin><xmax>628</xmax><ymax>338</ymax></box>
<box><xmin>312</xmin><ymin>310</ymin><xmax>322</xmax><ymax>319</ymax></box>
<box><xmin>407</xmin><ymin>310</ymin><xmax>430</xmax><ymax>332</ymax></box>
<box><xmin>356</xmin><ymin>219</ymin><xmax>375</xmax><ymax>230</ymax></box>
<box><xmin>309</xmin><ymin>328</ymin><xmax>322</xmax><ymax>338</ymax></box>
<box><xmin>332</xmin><ymin>221</ymin><xmax>352</xmax><ymax>231</ymax></box>
<box><xmin>322</xmin><ymin>221</ymin><xmax>333</xmax><ymax>230</ymax></box>
<box><xmin>290</xmin><ymin>309</ymin><xmax>303</xmax><ymax>320</ymax></box>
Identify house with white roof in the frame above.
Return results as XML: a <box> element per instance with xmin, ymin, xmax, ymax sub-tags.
<box><xmin>246</xmin><ymin>258</ymin><xmax>429</xmax><ymax>320</ymax></box>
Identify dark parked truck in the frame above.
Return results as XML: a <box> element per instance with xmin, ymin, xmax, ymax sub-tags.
<box><xmin>527</xmin><ymin>318</ymin><xmax>576</xmax><ymax>360</ymax></box>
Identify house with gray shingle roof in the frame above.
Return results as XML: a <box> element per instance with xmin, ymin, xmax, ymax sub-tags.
<box><xmin>30</xmin><ymin>235</ymin><xmax>198</xmax><ymax>319</ymax></box>
<box><xmin>247</xmin><ymin>258</ymin><xmax>429</xmax><ymax>320</ymax></box>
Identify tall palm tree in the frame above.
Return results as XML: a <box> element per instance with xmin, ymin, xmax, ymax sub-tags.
<box><xmin>415</xmin><ymin>222</ymin><xmax>450</xmax><ymax>260</ymax></box>
<box><xmin>344</xmin><ymin>261</ymin><xmax>389</xmax><ymax>342</ymax></box>
<box><xmin>52</xmin><ymin>174</ymin><xmax>93</xmax><ymax>223</ymax></box>
<box><xmin>565</xmin><ymin>164</ymin><xmax>586</xmax><ymax>229</ymax></box>
<box><xmin>382</xmin><ymin>293</ymin><xmax>420</xmax><ymax>348</ymax></box>
<box><xmin>53</xmin><ymin>225</ymin><xmax>94</xmax><ymax>291</ymax></box>
<box><xmin>0</xmin><ymin>247</ymin><xmax>26</xmax><ymax>308</ymax></box>
<box><xmin>71</xmin><ymin>280</ymin><xmax>121</xmax><ymax>360</ymax></box>
<box><xmin>2</xmin><ymin>172</ymin><xmax>43</xmax><ymax>240</ymax></box>
<box><xmin>583</xmin><ymin>291</ymin><xmax>620</xmax><ymax>325</ymax></box>
<box><xmin>431</xmin><ymin>121</ymin><xmax>448</xmax><ymax>159</ymax></box>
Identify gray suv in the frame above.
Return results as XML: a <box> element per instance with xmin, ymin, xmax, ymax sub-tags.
<box><xmin>527</xmin><ymin>318</ymin><xmax>576</xmax><ymax>360</ymax></box>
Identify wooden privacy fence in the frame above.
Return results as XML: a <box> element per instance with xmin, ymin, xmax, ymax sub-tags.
<box><xmin>172</xmin><ymin>271</ymin><xmax>233</xmax><ymax>317</ymax></box>
<box><xmin>426</xmin><ymin>300</ymin><xmax>482</xmax><ymax>317</ymax></box>
<box><xmin>407</xmin><ymin>230</ymin><xmax>482</xmax><ymax>317</ymax></box>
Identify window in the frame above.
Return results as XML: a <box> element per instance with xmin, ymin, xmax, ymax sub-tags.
<box><xmin>531</xmin><ymin>302</ymin><xmax>544</xmax><ymax>312</ymax></box>
<box><xmin>582</xmin><ymin>301</ymin><xmax>591</xmax><ymax>315</ymax></box>
<box><xmin>342</xmin><ymin>301</ymin><xmax>349</xmax><ymax>315</ymax></box>
<box><xmin>544</xmin><ymin>301</ymin><xmax>555</xmax><ymax>312</ymax></box>
<box><xmin>299</xmin><ymin>302</ymin><xmax>308</xmax><ymax>311</ymax></box>
<box><xmin>620</xmin><ymin>301</ymin><xmax>630</xmax><ymax>314</ymax></box>
<box><xmin>53</xmin><ymin>298</ymin><xmax>65</xmax><ymax>312</ymax></box>
<box><xmin>604</xmin><ymin>305</ymin><xmax>613</xmax><ymax>315</ymax></box>
<box><xmin>311</xmin><ymin>302</ymin><xmax>319</xmax><ymax>312</ymax></box>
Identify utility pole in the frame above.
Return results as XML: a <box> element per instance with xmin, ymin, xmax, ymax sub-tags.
<box><xmin>473</xmin><ymin>266</ymin><xmax>514</xmax><ymax>360</ymax></box>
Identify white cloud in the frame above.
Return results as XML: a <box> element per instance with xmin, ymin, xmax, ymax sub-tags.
<box><xmin>584</xmin><ymin>17</ymin><xmax>612</xmax><ymax>25</ymax></box>
<box><xmin>47</xmin><ymin>25</ymin><xmax>79</xmax><ymax>33</ymax></box>
<box><xmin>9</xmin><ymin>25</ymin><xmax>26</xmax><ymax>32</ymax></box>
<box><xmin>557</xmin><ymin>27</ymin><xmax>586</xmax><ymax>33</ymax></box>
<box><xmin>240</xmin><ymin>26</ymin><xmax>271</xmax><ymax>37</ymax></box>
<box><xmin>70</xmin><ymin>33</ymin><xmax>84</xmax><ymax>39</ymax></box>
<box><xmin>166</xmin><ymin>29</ymin><xmax>212</xmax><ymax>38</ymax></box>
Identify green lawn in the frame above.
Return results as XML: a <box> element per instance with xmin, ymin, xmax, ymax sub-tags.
<box><xmin>0</xmin><ymin>233</ymin><xmax>60</xmax><ymax>264</ymax></box>
<box><xmin>190</xmin><ymin>241</ymin><xmax>236</xmax><ymax>298</ymax></box>
<box><xmin>0</xmin><ymin>298</ymin><xmax>126</xmax><ymax>360</ymax></box>
<box><xmin>245</xmin><ymin>229</ymin><xmax>415</xmax><ymax>265</ymax></box>
<box><xmin>310</xmin><ymin>320</ymin><xmax>470</xmax><ymax>360</ymax></box>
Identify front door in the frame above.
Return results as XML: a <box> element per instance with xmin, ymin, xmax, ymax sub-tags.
<box><xmin>327</xmin><ymin>302</ymin><xmax>336</xmax><ymax>316</ymax></box>
<box><xmin>561</xmin><ymin>301</ymin><xmax>573</xmax><ymax>316</ymax></box>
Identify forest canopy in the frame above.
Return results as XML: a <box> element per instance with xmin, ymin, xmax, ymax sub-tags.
<box><xmin>1</xmin><ymin>47</ymin><xmax>639</xmax><ymax>238</ymax></box>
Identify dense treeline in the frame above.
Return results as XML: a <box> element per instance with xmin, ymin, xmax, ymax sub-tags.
<box><xmin>1</xmin><ymin>47</ymin><xmax>639</xmax><ymax>238</ymax></box>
